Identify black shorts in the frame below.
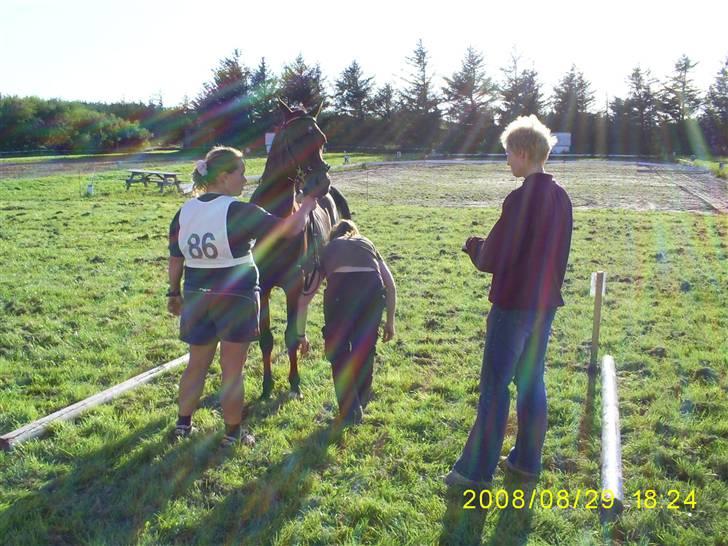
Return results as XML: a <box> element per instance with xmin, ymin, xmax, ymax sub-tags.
<box><xmin>322</xmin><ymin>272</ymin><xmax>385</xmax><ymax>341</ymax></box>
<box><xmin>180</xmin><ymin>290</ymin><xmax>260</xmax><ymax>345</ymax></box>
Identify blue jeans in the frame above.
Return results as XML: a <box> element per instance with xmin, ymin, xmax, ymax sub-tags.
<box><xmin>454</xmin><ymin>304</ymin><xmax>557</xmax><ymax>482</ymax></box>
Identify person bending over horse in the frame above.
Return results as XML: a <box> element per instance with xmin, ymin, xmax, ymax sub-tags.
<box><xmin>167</xmin><ymin>146</ymin><xmax>316</xmax><ymax>447</ymax></box>
<box><xmin>320</xmin><ymin>219</ymin><xmax>397</xmax><ymax>425</ymax></box>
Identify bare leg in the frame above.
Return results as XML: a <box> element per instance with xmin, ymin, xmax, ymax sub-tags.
<box><xmin>219</xmin><ymin>340</ymin><xmax>250</xmax><ymax>426</ymax></box>
<box><xmin>179</xmin><ymin>342</ymin><xmax>217</xmax><ymax>417</ymax></box>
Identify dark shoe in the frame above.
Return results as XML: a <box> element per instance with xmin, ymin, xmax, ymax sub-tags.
<box><xmin>443</xmin><ymin>468</ymin><xmax>491</xmax><ymax>489</ymax></box>
<box><xmin>220</xmin><ymin>429</ymin><xmax>256</xmax><ymax>448</ymax></box>
<box><xmin>172</xmin><ymin>423</ymin><xmax>195</xmax><ymax>439</ymax></box>
<box><xmin>500</xmin><ymin>456</ymin><xmax>539</xmax><ymax>481</ymax></box>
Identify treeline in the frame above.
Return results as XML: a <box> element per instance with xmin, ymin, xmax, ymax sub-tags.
<box><xmin>0</xmin><ymin>97</ymin><xmax>152</xmax><ymax>153</ymax></box>
<box><xmin>2</xmin><ymin>41</ymin><xmax>728</xmax><ymax>156</ymax></box>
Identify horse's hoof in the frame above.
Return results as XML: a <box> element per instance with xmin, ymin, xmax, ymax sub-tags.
<box><xmin>289</xmin><ymin>378</ymin><xmax>303</xmax><ymax>400</ymax></box>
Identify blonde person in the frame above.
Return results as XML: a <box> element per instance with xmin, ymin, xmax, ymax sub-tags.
<box><xmin>320</xmin><ymin>220</ymin><xmax>396</xmax><ymax>425</ymax></box>
<box><xmin>167</xmin><ymin>146</ymin><xmax>317</xmax><ymax>447</ymax></box>
<box><xmin>445</xmin><ymin>116</ymin><xmax>573</xmax><ymax>488</ymax></box>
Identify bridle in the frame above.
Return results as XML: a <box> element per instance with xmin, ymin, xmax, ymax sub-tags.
<box><xmin>277</xmin><ymin>114</ymin><xmax>330</xmax><ymax>297</ymax></box>
<box><xmin>278</xmin><ymin>115</ymin><xmax>331</xmax><ymax>192</ymax></box>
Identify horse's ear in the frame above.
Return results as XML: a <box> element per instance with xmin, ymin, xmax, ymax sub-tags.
<box><xmin>313</xmin><ymin>100</ymin><xmax>324</xmax><ymax>120</ymax></box>
<box><xmin>277</xmin><ymin>97</ymin><xmax>293</xmax><ymax>116</ymax></box>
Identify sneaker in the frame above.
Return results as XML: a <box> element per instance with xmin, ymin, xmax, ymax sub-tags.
<box><xmin>220</xmin><ymin>429</ymin><xmax>256</xmax><ymax>448</ymax></box>
<box><xmin>500</xmin><ymin>456</ymin><xmax>539</xmax><ymax>481</ymax></box>
<box><xmin>443</xmin><ymin>468</ymin><xmax>492</xmax><ymax>489</ymax></box>
<box><xmin>172</xmin><ymin>423</ymin><xmax>195</xmax><ymax>439</ymax></box>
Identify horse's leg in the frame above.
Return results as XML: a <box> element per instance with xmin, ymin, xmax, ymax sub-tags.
<box><xmin>285</xmin><ymin>276</ymin><xmax>304</xmax><ymax>398</ymax></box>
<box><xmin>259</xmin><ymin>290</ymin><xmax>274</xmax><ymax>399</ymax></box>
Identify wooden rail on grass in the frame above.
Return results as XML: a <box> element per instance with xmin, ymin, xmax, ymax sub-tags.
<box><xmin>600</xmin><ymin>354</ymin><xmax>624</xmax><ymax>518</ymax></box>
<box><xmin>1</xmin><ymin>353</ymin><xmax>190</xmax><ymax>451</ymax></box>
<box><xmin>589</xmin><ymin>271</ymin><xmax>606</xmax><ymax>372</ymax></box>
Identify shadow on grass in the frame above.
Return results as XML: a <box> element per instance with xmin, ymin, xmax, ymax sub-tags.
<box><xmin>578</xmin><ymin>367</ymin><xmax>599</xmax><ymax>455</ymax></box>
<box><xmin>187</xmin><ymin>423</ymin><xmax>342</xmax><ymax>545</ymax></box>
<box><xmin>0</xmin><ymin>414</ymin><xmax>222</xmax><ymax>544</ymax></box>
<box><xmin>439</xmin><ymin>486</ymin><xmax>489</xmax><ymax>545</ymax></box>
<box><xmin>484</xmin><ymin>474</ymin><xmax>536</xmax><ymax>546</ymax></box>
<box><xmin>438</xmin><ymin>473</ymin><xmax>538</xmax><ymax>546</ymax></box>
<box><xmin>0</xmin><ymin>389</ymin><xmax>295</xmax><ymax>545</ymax></box>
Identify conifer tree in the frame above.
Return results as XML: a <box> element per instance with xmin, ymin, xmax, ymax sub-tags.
<box><xmin>334</xmin><ymin>60</ymin><xmax>374</xmax><ymax>119</ymax></box>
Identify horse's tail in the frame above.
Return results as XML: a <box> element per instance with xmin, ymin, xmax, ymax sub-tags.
<box><xmin>329</xmin><ymin>185</ymin><xmax>351</xmax><ymax>220</ymax></box>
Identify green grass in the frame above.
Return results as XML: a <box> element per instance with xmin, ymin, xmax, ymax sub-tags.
<box><xmin>0</xmin><ymin>152</ymin><xmax>392</xmax><ymax>186</ymax></box>
<box><xmin>0</xmin><ymin>149</ymin><xmax>181</xmax><ymax>163</ymax></box>
<box><xmin>0</xmin><ymin>150</ymin><xmax>389</xmax><ymax>166</ymax></box>
<box><xmin>0</xmin><ymin>161</ymin><xmax>726</xmax><ymax>544</ymax></box>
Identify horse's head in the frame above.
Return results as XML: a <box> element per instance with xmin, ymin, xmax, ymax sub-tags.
<box><xmin>278</xmin><ymin>99</ymin><xmax>328</xmax><ymax>175</ymax></box>
<box><xmin>253</xmin><ymin>99</ymin><xmax>331</xmax><ymax>216</ymax></box>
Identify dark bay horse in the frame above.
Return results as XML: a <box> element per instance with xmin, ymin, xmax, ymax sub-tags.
<box><xmin>251</xmin><ymin>100</ymin><xmax>350</xmax><ymax>398</ymax></box>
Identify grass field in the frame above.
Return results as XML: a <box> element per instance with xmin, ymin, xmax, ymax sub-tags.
<box><xmin>0</xmin><ymin>157</ymin><xmax>726</xmax><ymax>545</ymax></box>
<box><xmin>0</xmin><ymin>151</ymin><xmax>393</xmax><ymax>181</ymax></box>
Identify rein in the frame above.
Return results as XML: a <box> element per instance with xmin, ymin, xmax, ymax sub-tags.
<box><xmin>302</xmin><ymin>214</ymin><xmax>323</xmax><ymax>296</ymax></box>
<box><xmin>274</xmin><ymin>115</ymin><xmax>330</xmax><ymax>295</ymax></box>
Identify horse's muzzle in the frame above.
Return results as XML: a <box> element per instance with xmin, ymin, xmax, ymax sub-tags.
<box><xmin>302</xmin><ymin>167</ymin><xmax>331</xmax><ymax>198</ymax></box>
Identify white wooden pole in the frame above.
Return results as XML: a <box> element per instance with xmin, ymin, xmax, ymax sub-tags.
<box><xmin>590</xmin><ymin>271</ymin><xmax>606</xmax><ymax>372</ymax></box>
<box><xmin>1</xmin><ymin>353</ymin><xmax>190</xmax><ymax>451</ymax></box>
<box><xmin>600</xmin><ymin>354</ymin><xmax>624</xmax><ymax>517</ymax></box>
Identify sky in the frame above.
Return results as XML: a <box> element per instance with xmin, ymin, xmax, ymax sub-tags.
<box><xmin>1</xmin><ymin>0</ymin><xmax>726</xmax><ymax>110</ymax></box>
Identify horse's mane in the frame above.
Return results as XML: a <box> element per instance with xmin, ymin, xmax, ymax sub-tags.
<box><xmin>252</xmin><ymin>108</ymin><xmax>314</xmax><ymax>218</ymax></box>
<box><xmin>252</xmin><ymin>123</ymin><xmax>296</xmax><ymax>217</ymax></box>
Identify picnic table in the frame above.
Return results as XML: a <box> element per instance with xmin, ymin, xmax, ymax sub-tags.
<box><xmin>125</xmin><ymin>170</ymin><xmax>182</xmax><ymax>192</ymax></box>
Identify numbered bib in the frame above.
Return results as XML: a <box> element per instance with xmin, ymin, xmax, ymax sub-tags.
<box><xmin>178</xmin><ymin>196</ymin><xmax>253</xmax><ymax>268</ymax></box>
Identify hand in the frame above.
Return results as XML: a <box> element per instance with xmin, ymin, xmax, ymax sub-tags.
<box><xmin>382</xmin><ymin>320</ymin><xmax>395</xmax><ymax>342</ymax></box>
<box><xmin>298</xmin><ymin>335</ymin><xmax>310</xmax><ymax>356</ymax></box>
<box><xmin>463</xmin><ymin>236</ymin><xmax>475</xmax><ymax>253</ymax></box>
<box><xmin>301</xmin><ymin>195</ymin><xmax>317</xmax><ymax>211</ymax></box>
<box><xmin>167</xmin><ymin>295</ymin><xmax>182</xmax><ymax>316</ymax></box>
<box><xmin>302</xmin><ymin>171</ymin><xmax>331</xmax><ymax>198</ymax></box>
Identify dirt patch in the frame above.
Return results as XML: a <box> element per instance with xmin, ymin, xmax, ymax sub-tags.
<box><xmin>331</xmin><ymin>160</ymin><xmax>727</xmax><ymax>212</ymax></box>
<box><xmin>2</xmin><ymin>157</ymin><xmax>726</xmax><ymax>212</ymax></box>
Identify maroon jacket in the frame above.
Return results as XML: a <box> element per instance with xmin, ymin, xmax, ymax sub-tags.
<box><xmin>466</xmin><ymin>172</ymin><xmax>572</xmax><ymax>310</ymax></box>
